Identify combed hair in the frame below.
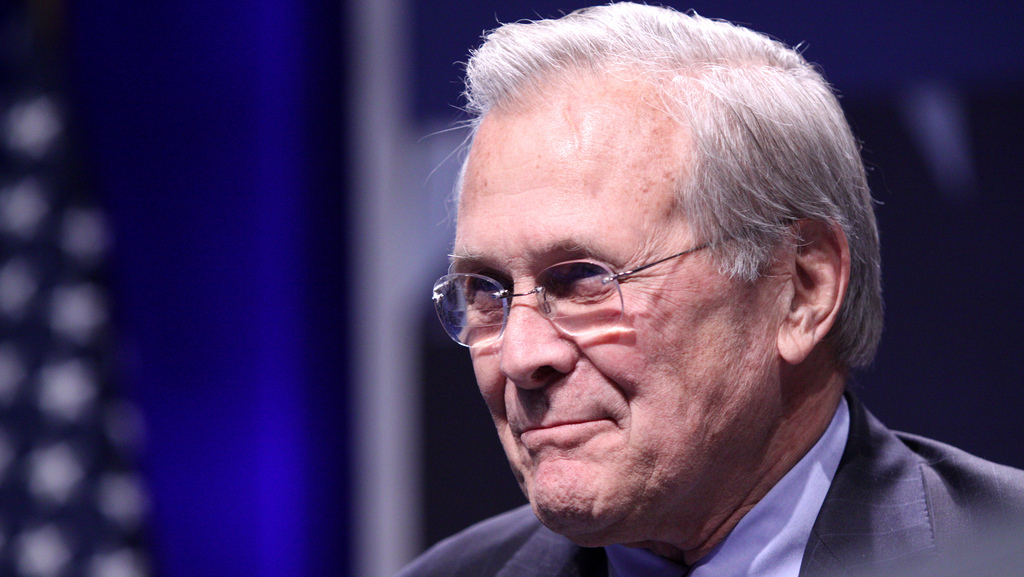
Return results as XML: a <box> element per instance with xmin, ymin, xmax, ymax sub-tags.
<box><xmin>459</xmin><ymin>2</ymin><xmax>883</xmax><ymax>368</ymax></box>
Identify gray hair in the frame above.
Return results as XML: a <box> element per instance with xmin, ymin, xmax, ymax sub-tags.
<box><xmin>458</xmin><ymin>2</ymin><xmax>882</xmax><ymax>368</ymax></box>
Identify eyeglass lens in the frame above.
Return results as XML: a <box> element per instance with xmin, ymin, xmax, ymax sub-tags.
<box><xmin>434</xmin><ymin>260</ymin><xmax>624</xmax><ymax>347</ymax></box>
<box><xmin>434</xmin><ymin>274</ymin><xmax>507</xmax><ymax>346</ymax></box>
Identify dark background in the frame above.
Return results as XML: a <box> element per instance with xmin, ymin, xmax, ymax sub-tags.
<box><xmin>61</xmin><ymin>0</ymin><xmax>1023</xmax><ymax>575</ymax></box>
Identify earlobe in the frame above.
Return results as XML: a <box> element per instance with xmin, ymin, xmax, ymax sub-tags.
<box><xmin>777</xmin><ymin>220</ymin><xmax>850</xmax><ymax>365</ymax></box>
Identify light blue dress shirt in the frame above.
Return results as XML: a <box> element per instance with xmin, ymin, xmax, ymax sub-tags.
<box><xmin>607</xmin><ymin>397</ymin><xmax>850</xmax><ymax>577</ymax></box>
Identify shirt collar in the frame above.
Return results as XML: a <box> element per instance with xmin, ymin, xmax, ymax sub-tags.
<box><xmin>607</xmin><ymin>396</ymin><xmax>850</xmax><ymax>577</ymax></box>
<box><xmin>606</xmin><ymin>544</ymin><xmax>687</xmax><ymax>577</ymax></box>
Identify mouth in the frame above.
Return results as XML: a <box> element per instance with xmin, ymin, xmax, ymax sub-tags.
<box><xmin>518</xmin><ymin>418</ymin><xmax>603</xmax><ymax>433</ymax></box>
<box><xmin>517</xmin><ymin>418</ymin><xmax>615</xmax><ymax>449</ymax></box>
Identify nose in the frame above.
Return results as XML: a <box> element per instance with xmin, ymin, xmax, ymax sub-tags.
<box><xmin>499</xmin><ymin>299</ymin><xmax>579</xmax><ymax>389</ymax></box>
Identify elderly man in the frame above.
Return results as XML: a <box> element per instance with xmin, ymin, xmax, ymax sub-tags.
<box><xmin>403</xmin><ymin>4</ymin><xmax>1024</xmax><ymax>576</ymax></box>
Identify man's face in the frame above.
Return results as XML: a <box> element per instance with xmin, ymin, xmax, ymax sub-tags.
<box><xmin>454</xmin><ymin>77</ymin><xmax>789</xmax><ymax>550</ymax></box>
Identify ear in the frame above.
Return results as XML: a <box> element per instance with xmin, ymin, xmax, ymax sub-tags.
<box><xmin>776</xmin><ymin>220</ymin><xmax>850</xmax><ymax>366</ymax></box>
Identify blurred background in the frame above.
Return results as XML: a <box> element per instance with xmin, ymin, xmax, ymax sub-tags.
<box><xmin>0</xmin><ymin>0</ymin><xmax>1021</xmax><ymax>575</ymax></box>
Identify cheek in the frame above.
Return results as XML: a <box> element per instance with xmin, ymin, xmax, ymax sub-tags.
<box><xmin>611</xmin><ymin>279</ymin><xmax>779</xmax><ymax>421</ymax></box>
<box><xmin>470</xmin><ymin>347</ymin><xmax>508</xmax><ymax>421</ymax></box>
<box><xmin>581</xmin><ymin>343</ymin><xmax>648</xmax><ymax>399</ymax></box>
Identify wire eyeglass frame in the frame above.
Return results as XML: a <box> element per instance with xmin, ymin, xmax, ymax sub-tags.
<box><xmin>432</xmin><ymin>242</ymin><xmax>710</xmax><ymax>347</ymax></box>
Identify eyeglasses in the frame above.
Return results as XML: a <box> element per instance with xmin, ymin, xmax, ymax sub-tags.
<box><xmin>432</xmin><ymin>243</ymin><xmax>709</xmax><ymax>347</ymax></box>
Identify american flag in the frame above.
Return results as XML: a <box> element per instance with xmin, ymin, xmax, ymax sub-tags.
<box><xmin>0</xmin><ymin>2</ymin><xmax>151</xmax><ymax>575</ymax></box>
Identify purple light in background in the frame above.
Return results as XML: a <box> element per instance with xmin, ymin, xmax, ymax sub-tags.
<box><xmin>67</xmin><ymin>0</ymin><xmax>328</xmax><ymax>574</ymax></box>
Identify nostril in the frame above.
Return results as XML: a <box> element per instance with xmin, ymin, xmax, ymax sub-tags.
<box><xmin>528</xmin><ymin>365</ymin><xmax>559</xmax><ymax>385</ymax></box>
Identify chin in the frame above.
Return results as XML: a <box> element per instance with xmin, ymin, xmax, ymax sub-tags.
<box><xmin>534</xmin><ymin>508</ymin><xmax>616</xmax><ymax>546</ymax></box>
<box><xmin>525</xmin><ymin>462</ymin><xmax>634</xmax><ymax>546</ymax></box>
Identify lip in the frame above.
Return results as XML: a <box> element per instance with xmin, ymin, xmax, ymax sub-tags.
<box><xmin>518</xmin><ymin>419</ymin><xmax>603</xmax><ymax>434</ymax></box>
<box><xmin>517</xmin><ymin>419</ymin><xmax>614</xmax><ymax>447</ymax></box>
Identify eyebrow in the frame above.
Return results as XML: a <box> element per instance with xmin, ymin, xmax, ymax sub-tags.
<box><xmin>446</xmin><ymin>253</ymin><xmax>490</xmax><ymax>274</ymax></box>
<box><xmin>449</xmin><ymin>240</ymin><xmax>609</xmax><ymax>273</ymax></box>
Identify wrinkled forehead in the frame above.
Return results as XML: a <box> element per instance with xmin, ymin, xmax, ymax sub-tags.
<box><xmin>459</xmin><ymin>76</ymin><xmax>686</xmax><ymax>201</ymax></box>
<box><xmin>454</xmin><ymin>76</ymin><xmax>691</xmax><ymax>264</ymax></box>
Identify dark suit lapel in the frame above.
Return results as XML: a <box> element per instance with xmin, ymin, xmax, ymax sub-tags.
<box><xmin>496</xmin><ymin>525</ymin><xmax>606</xmax><ymax>577</ymax></box>
<box><xmin>800</xmin><ymin>391</ymin><xmax>937</xmax><ymax>577</ymax></box>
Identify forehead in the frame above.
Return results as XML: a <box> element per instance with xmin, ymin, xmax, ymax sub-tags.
<box><xmin>455</xmin><ymin>76</ymin><xmax>691</xmax><ymax>268</ymax></box>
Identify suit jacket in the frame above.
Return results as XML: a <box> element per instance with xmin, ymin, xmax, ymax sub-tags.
<box><xmin>398</xmin><ymin>392</ymin><xmax>1024</xmax><ymax>577</ymax></box>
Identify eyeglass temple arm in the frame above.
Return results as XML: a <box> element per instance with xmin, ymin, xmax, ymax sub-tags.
<box><xmin>608</xmin><ymin>242</ymin><xmax>711</xmax><ymax>282</ymax></box>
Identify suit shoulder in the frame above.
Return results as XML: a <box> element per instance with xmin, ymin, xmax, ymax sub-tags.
<box><xmin>896</xmin><ymin>431</ymin><xmax>1024</xmax><ymax>506</ymax></box>
<box><xmin>882</xmin><ymin>432</ymin><xmax>1024</xmax><ymax>574</ymax></box>
<box><xmin>895</xmin><ymin>430</ymin><xmax>1024</xmax><ymax>557</ymax></box>
<box><xmin>397</xmin><ymin>505</ymin><xmax>543</xmax><ymax>577</ymax></box>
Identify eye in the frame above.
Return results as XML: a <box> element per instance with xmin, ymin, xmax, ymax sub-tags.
<box><xmin>434</xmin><ymin>273</ymin><xmax>509</xmax><ymax>346</ymax></box>
<box><xmin>455</xmin><ymin>275</ymin><xmax>502</xmax><ymax>304</ymax></box>
<box><xmin>537</xmin><ymin>261</ymin><xmax>611</xmax><ymax>300</ymax></box>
